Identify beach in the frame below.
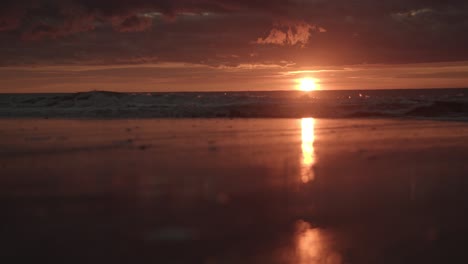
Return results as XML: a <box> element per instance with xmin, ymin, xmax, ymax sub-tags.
<box><xmin>2</xmin><ymin>0</ymin><xmax>468</xmax><ymax>262</ymax></box>
<box><xmin>2</xmin><ymin>118</ymin><xmax>468</xmax><ymax>263</ymax></box>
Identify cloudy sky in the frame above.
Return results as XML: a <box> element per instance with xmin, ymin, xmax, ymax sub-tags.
<box><xmin>1</xmin><ymin>0</ymin><xmax>468</xmax><ymax>92</ymax></box>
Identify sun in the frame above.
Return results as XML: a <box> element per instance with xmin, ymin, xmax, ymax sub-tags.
<box><xmin>299</xmin><ymin>78</ymin><xmax>318</xmax><ymax>91</ymax></box>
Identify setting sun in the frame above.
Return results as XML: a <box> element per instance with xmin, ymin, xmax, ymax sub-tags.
<box><xmin>299</xmin><ymin>78</ymin><xmax>318</xmax><ymax>91</ymax></box>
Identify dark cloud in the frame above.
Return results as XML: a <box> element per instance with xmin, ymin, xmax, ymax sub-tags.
<box><xmin>1</xmin><ymin>1</ymin><xmax>467</xmax><ymax>38</ymax></box>
<box><xmin>0</xmin><ymin>0</ymin><xmax>468</xmax><ymax>67</ymax></box>
<box><xmin>0</xmin><ymin>2</ymin><xmax>26</xmax><ymax>31</ymax></box>
<box><xmin>112</xmin><ymin>15</ymin><xmax>153</xmax><ymax>32</ymax></box>
<box><xmin>22</xmin><ymin>15</ymin><xmax>95</xmax><ymax>40</ymax></box>
<box><xmin>0</xmin><ymin>0</ymin><xmax>298</xmax><ymax>35</ymax></box>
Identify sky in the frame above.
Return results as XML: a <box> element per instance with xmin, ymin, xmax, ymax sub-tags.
<box><xmin>1</xmin><ymin>0</ymin><xmax>468</xmax><ymax>92</ymax></box>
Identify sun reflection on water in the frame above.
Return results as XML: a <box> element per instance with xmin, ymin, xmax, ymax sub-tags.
<box><xmin>301</xmin><ymin>118</ymin><xmax>316</xmax><ymax>183</ymax></box>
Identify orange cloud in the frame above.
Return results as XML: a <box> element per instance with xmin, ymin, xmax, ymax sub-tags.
<box><xmin>256</xmin><ymin>21</ymin><xmax>326</xmax><ymax>47</ymax></box>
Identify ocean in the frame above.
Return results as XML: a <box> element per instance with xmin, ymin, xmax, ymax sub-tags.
<box><xmin>1</xmin><ymin>88</ymin><xmax>467</xmax><ymax>119</ymax></box>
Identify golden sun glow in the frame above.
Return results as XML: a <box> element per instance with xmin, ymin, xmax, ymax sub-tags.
<box><xmin>299</xmin><ymin>78</ymin><xmax>318</xmax><ymax>91</ymax></box>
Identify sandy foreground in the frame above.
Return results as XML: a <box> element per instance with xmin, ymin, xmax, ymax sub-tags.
<box><xmin>1</xmin><ymin>118</ymin><xmax>468</xmax><ymax>263</ymax></box>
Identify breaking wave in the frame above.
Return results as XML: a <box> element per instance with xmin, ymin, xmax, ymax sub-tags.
<box><xmin>1</xmin><ymin>89</ymin><xmax>468</xmax><ymax>120</ymax></box>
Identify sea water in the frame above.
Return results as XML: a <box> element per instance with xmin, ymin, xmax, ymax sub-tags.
<box><xmin>1</xmin><ymin>88</ymin><xmax>467</xmax><ymax>119</ymax></box>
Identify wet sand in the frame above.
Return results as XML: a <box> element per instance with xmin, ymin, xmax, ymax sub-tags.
<box><xmin>1</xmin><ymin>118</ymin><xmax>468</xmax><ymax>263</ymax></box>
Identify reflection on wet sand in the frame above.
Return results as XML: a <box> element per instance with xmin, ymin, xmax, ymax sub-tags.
<box><xmin>2</xmin><ymin>119</ymin><xmax>468</xmax><ymax>263</ymax></box>
<box><xmin>301</xmin><ymin>118</ymin><xmax>316</xmax><ymax>183</ymax></box>
<box><xmin>295</xmin><ymin>220</ymin><xmax>341</xmax><ymax>264</ymax></box>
